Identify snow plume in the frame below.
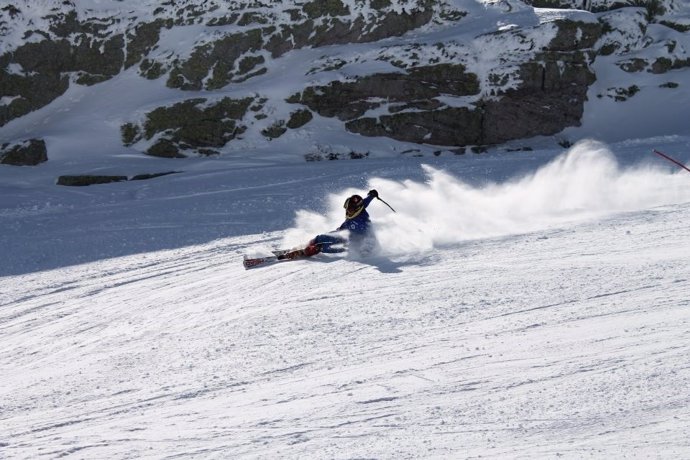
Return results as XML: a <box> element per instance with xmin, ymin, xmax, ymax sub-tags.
<box><xmin>286</xmin><ymin>140</ymin><xmax>690</xmax><ymax>255</ymax></box>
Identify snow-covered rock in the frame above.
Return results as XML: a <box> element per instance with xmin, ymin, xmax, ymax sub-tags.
<box><xmin>0</xmin><ymin>0</ymin><xmax>688</xmax><ymax>160</ymax></box>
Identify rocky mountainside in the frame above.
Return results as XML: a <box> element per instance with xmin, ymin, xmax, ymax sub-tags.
<box><xmin>1</xmin><ymin>0</ymin><xmax>689</xmax><ymax>164</ymax></box>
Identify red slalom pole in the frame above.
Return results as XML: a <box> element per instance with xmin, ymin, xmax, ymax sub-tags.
<box><xmin>653</xmin><ymin>149</ymin><xmax>690</xmax><ymax>174</ymax></box>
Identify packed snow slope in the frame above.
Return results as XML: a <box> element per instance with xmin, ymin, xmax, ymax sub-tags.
<box><xmin>2</xmin><ymin>1</ymin><xmax>690</xmax><ymax>458</ymax></box>
<box><xmin>2</xmin><ymin>139</ymin><xmax>690</xmax><ymax>458</ymax></box>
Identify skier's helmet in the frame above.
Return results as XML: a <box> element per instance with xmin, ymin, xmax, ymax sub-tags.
<box><xmin>344</xmin><ymin>194</ymin><xmax>364</xmax><ymax>218</ymax></box>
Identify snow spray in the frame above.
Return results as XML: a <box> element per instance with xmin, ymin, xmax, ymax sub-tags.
<box><xmin>286</xmin><ymin>140</ymin><xmax>690</xmax><ymax>256</ymax></box>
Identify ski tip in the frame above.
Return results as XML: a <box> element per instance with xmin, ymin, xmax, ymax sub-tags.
<box><xmin>242</xmin><ymin>254</ymin><xmax>279</xmax><ymax>269</ymax></box>
<box><xmin>242</xmin><ymin>255</ymin><xmax>262</xmax><ymax>269</ymax></box>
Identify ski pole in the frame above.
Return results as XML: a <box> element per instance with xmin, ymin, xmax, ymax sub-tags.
<box><xmin>377</xmin><ymin>196</ymin><xmax>396</xmax><ymax>213</ymax></box>
<box><xmin>653</xmin><ymin>149</ymin><xmax>690</xmax><ymax>174</ymax></box>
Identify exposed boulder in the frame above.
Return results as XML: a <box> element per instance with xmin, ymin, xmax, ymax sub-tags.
<box><xmin>57</xmin><ymin>175</ymin><xmax>128</xmax><ymax>186</ymax></box>
<box><xmin>294</xmin><ymin>19</ymin><xmax>600</xmax><ymax>147</ymax></box>
<box><xmin>0</xmin><ymin>31</ymin><xmax>126</xmax><ymax>126</ymax></box>
<box><xmin>523</xmin><ymin>0</ymin><xmax>668</xmax><ymax>17</ymax></box>
<box><xmin>286</xmin><ymin>109</ymin><xmax>313</xmax><ymax>129</ymax></box>
<box><xmin>57</xmin><ymin>171</ymin><xmax>179</xmax><ymax>186</ymax></box>
<box><xmin>346</xmin><ymin>107</ymin><xmax>483</xmax><ymax>146</ymax></box>
<box><xmin>295</xmin><ymin>63</ymin><xmax>480</xmax><ymax>122</ymax></box>
<box><xmin>125</xmin><ymin>19</ymin><xmax>173</xmax><ymax>69</ymax></box>
<box><xmin>484</xmin><ymin>21</ymin><xmax>599</xmax><ymax>143</ymax></box>
<box><xmin>167</xmin><ymin>29</ymin><xmax>266</xmax><ymax>90</ymax></box>
<box><xmin>0</xmin><ymin>139</ymin><xmax>48</xmax><ymax>166</ymax></box>
<box><xmin>147</xmin><ymin>139</ymin><xmax>186</xmax><ymax>159</ymax></box>
<box><xmin>0</xmin><ymin>41</ymin><xmax>71</xmax><ymax>127</ymax></box>
<box><xmin>130</xmin><ymin>171</ymin><xmax>179</xmax><ymax>181</ymax></box>
<box><xmin>482</xmin><ymin>47</ymin><xmax>597</xmax><ymax>144</ymax></box>
<box><xmin>165</xmin><ymin>3</ymin><xmax>435</xmax><ymax>91</ymax></box>
<box><xmin>650</xmin><ymin>56</ymin><xmax>690</xmax><ymax>73</ymax></box>
<box><xmin>261</xmin><ymin>121</ymin><xmax>288</xmax><ymax>140</ymax></box>
<box><xmin>122</xmin><ymin>97</ymin><xmax>255</xmax><ymax>157</ymax></box>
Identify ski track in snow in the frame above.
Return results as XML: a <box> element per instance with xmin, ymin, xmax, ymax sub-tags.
<box><xmin>2</xmin><ymin>200</ymin><xmax>689</xmax><ymax>458</ymax></box>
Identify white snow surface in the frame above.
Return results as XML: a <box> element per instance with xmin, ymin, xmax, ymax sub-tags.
<box><xmin>2</xmin><ymin>1</ymin><xmax>690</xmax><ymax>458</ymax></box>
<box><xmin>2</xmin><ymin>138</ymin><xmax>690</xmax><ymax>458</ymax></box>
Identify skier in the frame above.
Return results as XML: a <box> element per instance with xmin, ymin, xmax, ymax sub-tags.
<box><xmin>280</xmin><ymin>189</ymin><xmax>379</xmax><ymax>259</ymax></box>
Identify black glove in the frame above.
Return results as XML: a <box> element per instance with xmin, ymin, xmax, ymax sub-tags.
<box><xmin>368</xmin><ymin>189</ymin><xmax>378</xmax><ymax>198</ymax></box>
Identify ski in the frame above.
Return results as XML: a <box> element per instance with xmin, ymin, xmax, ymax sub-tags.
<box><xmin>242</xmin><ymin>254</ymin><xmax>281</xmax><ymax>269</ymax></box>
<box><xmin>242</xmin><ymin>248</ymin><xmax>310</xmax><ymax>269</ymax></box>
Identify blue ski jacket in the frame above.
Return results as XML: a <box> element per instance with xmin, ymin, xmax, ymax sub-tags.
<box><xmin>337</xmin><ymin>195</ymin><xmax>375</xmax><ymax>235</ymax></box>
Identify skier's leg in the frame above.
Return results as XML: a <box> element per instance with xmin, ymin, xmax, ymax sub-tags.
<box><xmin>302</xmin><ymin>238</ymin><xmax>322</xmax><ymax>256</ymax></box>
<box><xmin>313</xmin><ymin>233</ymin><xmax>347</xmax><ymax>253</ymax></box>
<box><xmin>279</xmin><ymin>241</ymin><xmax>321</xmax><ymax>259</ymax></box>
<box><xmin>277</xmin><ymin>233</ymin><xmax>345</xmax><ymax>260</ymax></box>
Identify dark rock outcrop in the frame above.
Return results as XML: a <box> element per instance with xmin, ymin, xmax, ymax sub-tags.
<box><xmin>167</xmin><ymin>29</ymin><xmax>266</xmax><ymax>90</ymax></box>
<box><xmin>347</xmin><ymin>107</ymin><xmax>483</xmax><ymax>146</ymax></box>
<box><xmin>0</xmin><ymin>139</ymin><xmax>48</xmax><ymax>166</ymax></box>
<box><xmin>166</xmin><ymin>4</ymin><xmax>435</xmax><ymax>91</ymax></box>
<box><xmin>482</xmin><ymin>20</ymin><xmax>600</xmax><ymax>143</ymax></box>
<box><xmin>57</xmin><ymin>175</ymin><xmax>128</xmax><ymax>186</ymax></box>
<box><xmin>295</xmin><ymin>63</ymin><xmax>480</xmax><ymax>120</ymax></box>
<box><xmin>482</xmin><ymin>52</ymin><xmax>597</xmax><ymax>143</ymax></box>
<box><xmin>295</xmin><ymin>20</ymin><xmax>600</xmax><ymax>147</ymax></box>
<box><xmin>57</xmin><ymin>171</ymin><xmax>179</xmax><ymax>186</ymax></box>
<box><xmin>286</xmin><ymin>109</ymin><xmax>313</xmax><ymax>129</ymax></box>
<box><xmin>122</xmin><ymin>97</ymin><xmax>255</xmax><ymax>157</ymax></box>
<box><xmin>0</xmin><ymin>32</ymin><xmax>125</xmax><ymax>125</ymax></box>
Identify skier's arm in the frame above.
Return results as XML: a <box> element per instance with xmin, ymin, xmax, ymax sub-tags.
<box><xmin>363</xmin><ymin>189</ymin><xmax>378</xmax><ymax>208</ymax></box>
